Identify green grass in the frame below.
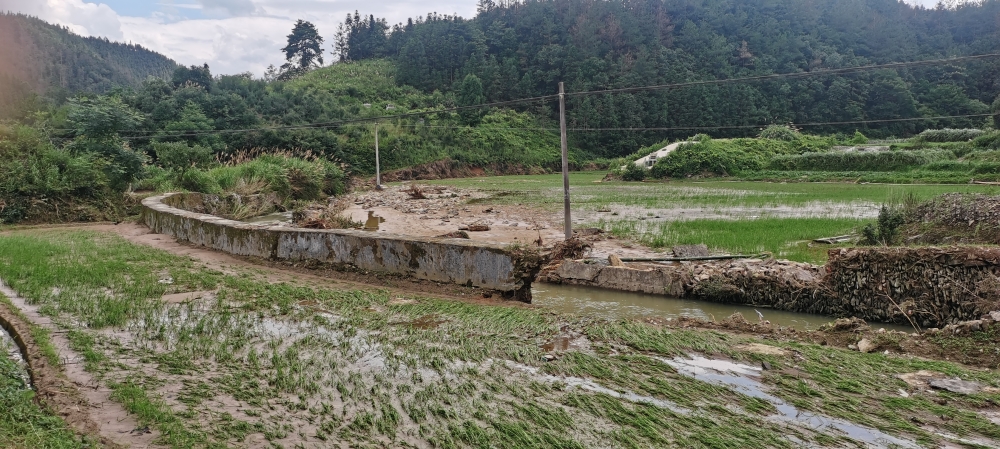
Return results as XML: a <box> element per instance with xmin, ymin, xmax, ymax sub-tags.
<box><xmin>598</xmin><ymin>217</ymin><xmax>864</xmax><ymax>263</ymax></box>
<box><xmin>1</xmin><ymin>230</ymin><xmax>999</xmax><ymax>447</ymax></box>
<box><xmin>0</xmin><ymin>326</ymin><xmax>85</xmax><ymax>448</ymax></box>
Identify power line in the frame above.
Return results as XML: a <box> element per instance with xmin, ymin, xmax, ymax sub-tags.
<box><xmin>51</xmin><ymin>52</ymin><xmax>999</xmax><ymax>140</ymax></box>
<box><xmin>566</xmin><ymin>113</ymin><xmax>996</xmax><ymax>132</ymax></box>
<box><xmin>563</xmin><ymin>53</ymin><xmax>1000</xmax><ymax>97</ymax></box>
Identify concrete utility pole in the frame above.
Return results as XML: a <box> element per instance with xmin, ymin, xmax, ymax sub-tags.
<box><xmin>375</xmin><ymin>122</ymin><xmax>382</xmax><ymax>189</ymax></box>
<box><xmin>559</xmin><ymin>82</ymin><xmax>572</xmax><ymax>240</ymax></box>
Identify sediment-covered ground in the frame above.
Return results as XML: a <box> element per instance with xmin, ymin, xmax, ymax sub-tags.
<box><xmin>0</xmin><ymin>225</ymin><xmax>999</xmax><ymax>448</ymax></box>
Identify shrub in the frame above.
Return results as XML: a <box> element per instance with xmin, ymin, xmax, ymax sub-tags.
<box><xmin>913</xmin><ymin>128</ymin><xmax>984</xmax><ymax>143</ymax></box>
<box><xmin>971</xmin><ymin>131</ymin><xmax>1000</xmax><ymax>150</ymax></box>
<box><xmin>620</xmin><ymin>162</ymin><xmax>647</xmax><ymax>181</ymax></box>
<box><xmin>758</xmin><ymin>124</ymin><xmax>801</xmax><ymax>141</ymax></box>
<box><xmin>153</xmin><ymin>142</ymin><xmax>214</xmax><ymax>173</ymax></box>
<box><xmin>769</xmin><ymin>149</ymin><xmax>954</xmax><ymax>172</ymax></box>
<box><xmin>650</xmin><ymin>136</ymin><xmax>832</xmax><ymax>178</ymax></box>
<box><xmin>861</xmin><ymin>205</ymin><xmax>905</xmax><ymax>246</ymax></box>
<box><xmin>849</xmin><ymin>131</ymin><xmax>869</xmax><ymax>145</ymax></box>
<box><xmin>179</xmin><ymin>169</ymin><xmax>221</xmax><ymax>194</ymax></box>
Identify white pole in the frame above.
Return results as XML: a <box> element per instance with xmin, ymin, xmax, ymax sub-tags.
<box><xmin>559</xmin><ymin>82</ymin><xmax>571</xmax><ymax>240</ymax></box>
<box><xmin>375</xmin><ymin>122</ymin><xmax>381</xmax><ymax>189</ymax></box>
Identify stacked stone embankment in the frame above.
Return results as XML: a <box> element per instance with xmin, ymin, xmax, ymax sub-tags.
<box><xmin>825</xmin><ymin>247</ymin><xmax>1000</xmax><ymax>328</ymax></box>
<box><xmin>541</xmin><ymin>247</ymin><xmax>1000</xmax><ymax>328</ymax></box>
<box><xmin>141</xmin><ymin>193</ymin><xmax>540</xmax><ymax>300</ymax></box>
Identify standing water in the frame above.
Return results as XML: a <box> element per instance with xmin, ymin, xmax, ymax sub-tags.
<box><xmin>0</xmin><ymin>324</ymin><xmax>31</xmax><ymax>389</ymax></box>
<box><xmin>532</xmin><ymin>283</ymin><xmax>912</xmax><ymax>332</ymax></box>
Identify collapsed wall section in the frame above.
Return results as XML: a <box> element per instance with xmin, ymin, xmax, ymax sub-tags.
<box><xmin>141</xmin><ymin>193</ymin><xmax>537</xmax><ymax>299</ymax></box>
<box><xmin>542</xmin><ymin>247</ymin><xmax>1000</xmax><ymax>328</ymax></box>
<box><xmin>825</xmin><ymin>247</ymin><xmax>1000</xmax><ymax>328</ymax></box>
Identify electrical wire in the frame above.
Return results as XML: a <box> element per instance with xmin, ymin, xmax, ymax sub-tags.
<box><xmin>44</xmin><ymin>52</ymin><xmax>999</xmax><ymax>140</ymax></box>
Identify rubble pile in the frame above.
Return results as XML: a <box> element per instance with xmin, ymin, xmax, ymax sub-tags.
<box><xmin>825</xmin><ymin>247</ymin><xmax>1000</xmax><ymax>327</ymax></box>
<box><xmin>542</xmin><ymin>246</ymin><xmax>1000</xmax><ymax>328</ymax></box>
<box><xmin>904</xmin><ymin>193</ymin><xmax>1000</xmax><ymax>244</ymax></box>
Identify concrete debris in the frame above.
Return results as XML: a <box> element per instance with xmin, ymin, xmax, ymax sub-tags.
<box><xmin>929</xmin><ymin>378</ymin><xmax>985</xmax><ymax>395</ymax></box>
<box><xmin>856</xmin><ymin>338</ymin><xmax>876</xmax><ymax>353</ymax></box>
<box><xmin>672</xmin><ymin>244</ymin><xmax>709</xmax><ymax>258</ymax></box>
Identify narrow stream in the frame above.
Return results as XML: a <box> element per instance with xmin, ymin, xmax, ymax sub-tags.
<box><xmin>532</xmin><ymin>282</ymin><xmax>913</xmax><ymax>332</ymax></box>
<box><xmin>0</xmin><ymin>323</ymin><xmax>31</xmax><ymax>389</ymax></box>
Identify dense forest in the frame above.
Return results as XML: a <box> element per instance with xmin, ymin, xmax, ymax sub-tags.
<box><xmin>0</xmin><ymin>13</ymin><xmax>178</xmax><ymax>119</ymax></box>
<box><xmin>6</xmin><ymin>1</ymin><xmax>1000</xmax><ymax>224</ymax></box>
<box><xmin>338</xmin><ymin>0</ymin><xmax>1000</xmax><ymax>156</ymax></box>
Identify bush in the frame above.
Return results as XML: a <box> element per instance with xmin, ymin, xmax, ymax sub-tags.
<box><xmin>153</xmin><ymin>142</ymin><xmax>214</xmax><ymax>173</ymax></box>
<box><xmin>204</xmin><ymin>155</ymin><xmax>346</xmax><ymax>200</ymax></box>
<box><xmin>758</xmin><ymin>125</ymin><xmax>801</xmax><ymax>141</ymax></box>
<box><xmin>178</xmin><ymin>169</ymin><xmax>221</xmax><ymax>194</ymax></box>
<box><xmin>913</xmin><ymin>128</ymin><xmax>984</xmax><ymax>143</ymax></box>
<box><xmin>620</xmin><ymin>162</ymin><xmax>647</xmax><ymax>181</ymax></box>
<box><xmin>849</xmin><ymin>131</ymin><xmax>869</xmax><ymax>145</ymax></box>
<box><xmin>650</xmin><ymin>136</ymin><xmax>832</xmax><ymax>178</ymax></box>
<box><xmin>769</xmin><ymin>149</ymin><xmax>954</xmax><ymax>172</ymax></box>
<box><xmin>861</xmin><ymin>205</ymin><xmax>905</xmax><ymax>246</ymax></box>
<box><xmin>971</xmin><ymin>131</ymin><xmax>1000</xmax><ymax>150</ymax></box>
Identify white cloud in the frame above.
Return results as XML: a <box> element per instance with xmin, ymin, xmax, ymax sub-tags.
<box><xmin>0</xmin><ymin>0</ymin><xmax>124</xmax><ymax>39</ymax></box>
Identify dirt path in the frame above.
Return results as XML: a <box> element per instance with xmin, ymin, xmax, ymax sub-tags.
<box><xmin>0</xmin><ymin>281</ymin><xmax>159</xmax><ymax>448</ymax></box>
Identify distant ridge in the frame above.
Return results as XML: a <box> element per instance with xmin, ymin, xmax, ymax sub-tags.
<box><xmin>0</xmin><ymin>13</ymin><xmax>179</xmax><ymax>96</ymax></box>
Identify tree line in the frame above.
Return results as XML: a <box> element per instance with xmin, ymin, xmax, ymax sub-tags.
<box><xmin>332</xmin><ymin>0</ymin><xmax>1000</xmax><ymax>157</ymax></box>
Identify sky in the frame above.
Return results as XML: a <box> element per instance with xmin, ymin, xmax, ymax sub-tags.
<box><xmin>0</xmin><ymin>0</ymin><xmax>944</xmax><ymax>77</ymax></box>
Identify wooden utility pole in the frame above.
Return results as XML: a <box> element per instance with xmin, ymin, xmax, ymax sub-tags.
<box><xmin>559</xmin><ymin>82</ymin><xmax>571</xmax><ymax>240</ymax></box>
<box><xmin>375</xmin><ymin>122</ymin><xmax>382</xmax><ymax>189</ymax></box>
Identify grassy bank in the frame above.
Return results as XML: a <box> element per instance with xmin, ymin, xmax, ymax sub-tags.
<box><xmin>429</xmin><ymin>173</ymin><xmax>995</xmax><ymax>262</ymax></box>
<box><xmin>0</xmin><ymin>229</ymin><xmax>998</xmax><ymax>447</ymax></box>
<box><xmin>0</xmin><ymin>322</ymin><xmax>82</xmax><ymax>448</ymax></box>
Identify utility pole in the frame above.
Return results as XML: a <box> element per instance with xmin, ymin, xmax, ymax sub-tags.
<box><xmin>559</xmin><ymin>82</ymin><xmax>571</xmax><ymax>240</ymax></box>
<box><xmin>374</xmin><ymin>122</ymin><xmax>382</xmax><ymax>189</ymax></box>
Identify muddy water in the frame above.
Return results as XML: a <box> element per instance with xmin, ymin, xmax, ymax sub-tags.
<box><xmin>532</xmin><ymin>283</ymin><xmax>913</xmax><ymax>332</ymax></box>
<box><xmin>661</xmin><ymin>355</ymin><xmax>918</xmax><ymax>448</ymax></box>
<box><xmin>0</xmin><ymin>324</ymin><xmax>31</xmax><ymax>389</ymax></box>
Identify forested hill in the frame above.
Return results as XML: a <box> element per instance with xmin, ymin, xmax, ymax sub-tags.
<box><xmin>337</xmin><ymin>0</ymin><xmax>1000</xmax><ymax>157</ymax></box>
<box><xmin>0</xmin><ymin>13</ymin><xmax>178</xmax><ymax>106</ymax></box>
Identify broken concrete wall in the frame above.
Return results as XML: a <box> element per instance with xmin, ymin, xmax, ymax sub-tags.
<box><xmin>142</xmin><ymin>193</ymin><xmax>538</xmax><ymax>299</ymax></box>
<box><xmin>544</xmin><ymin>249</ymin><xmax>1000</xmax><ymax>328</ymax></box>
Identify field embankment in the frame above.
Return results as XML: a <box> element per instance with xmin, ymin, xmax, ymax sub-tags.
<box><xmin>1</xmin><ymin>226</ymin><xmax>999</xmax><ymax>447</ymax></box>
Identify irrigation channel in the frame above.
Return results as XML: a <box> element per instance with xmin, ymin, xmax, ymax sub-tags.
<box><xmin>239</xmin><ymin>212</ymin><xmax>911</xmax><ymax>331</ymax></box>
<box><xmin>0</xmin><ymin>319</ymin><xmax>31</xmax><ymax>389</ymax></box>
<box><xmin>532</xmin><ymin>282</ymin><xmax>914</xmax><ymax>332</ymax></box>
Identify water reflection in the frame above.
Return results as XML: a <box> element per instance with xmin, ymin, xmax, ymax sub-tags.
<box><xmin>532</xmin><ymin>283</ymin><xmax>911</xmax><ymax>332</ymax></box>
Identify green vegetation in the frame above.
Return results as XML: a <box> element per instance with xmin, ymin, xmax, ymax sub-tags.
<box><xmin>0</xmin><ymin>13</ymin><xmax>176</xmax><ymax>108</ymax></box>
<box><xmin>1</xmin><ymin>229</ymin><xmax>999</xmax><ymax>447</ymax></box>
<box><xmin>341</xmin><ymin>0</ymin><xmax>1000</xmax><ymax>157</ymax></box>
<box><xmin>0</xmin><ymin>313</ymin><xmax>83</xmax><ymax>448</ymax></box>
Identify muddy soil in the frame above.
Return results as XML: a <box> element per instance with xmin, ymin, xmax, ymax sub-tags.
<box><xmin>339</xmin><ymin>184</ymin><xmax>667</xmax><ymax>260</ymax></box>
<box><xmin>0</xmin><ymin>283</ymin><xmax>157</xmax><ymax>448</ymax></box>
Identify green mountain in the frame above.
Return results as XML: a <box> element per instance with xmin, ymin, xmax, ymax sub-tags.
<box><xmin>337</xmin><ymin>0</ymin><xmax>1000</xmax><ymax>157</ymax></box>
<box><xmin>0</xmin><ymin>13</ymin><xmax>178</xmax><ymax>116</ymax></box>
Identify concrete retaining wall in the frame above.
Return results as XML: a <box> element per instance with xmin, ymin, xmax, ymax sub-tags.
<box><xmin>543</xmin><ymin>249</ymin><xmax>1000</xmax><ymax>328</ymax></box>
<box><xmin>141</xmin><ymin>193</ymin><xmax>538</xmax><ymax>299</ymax></box>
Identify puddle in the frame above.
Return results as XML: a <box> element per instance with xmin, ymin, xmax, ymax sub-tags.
<box><xmin>541</xmin><ymin>333</ymin><xmax>591</xmax><ymax>352</ymax></box>
<box><xmin>161</xmin><ymin>290</ymin><xmax>214</xmax><ymax>304</ymax></box>
<box><xmin>660</xmin><ymin>355</ymin><xmax>918</xmax><ymax>448</ymax></box>
<box><xmin>507</xmin><ymin>361</ymin><xmax>689</xmax><ymax>414</ymax></box>
<box><xmin>0</xmin><ymin>324</ymin><xmax>31</xmax><ymax>389</ymax></box>
<box><xmin>533</xmin><ymin>283</ymin><xmax>913</xmax><ymax>332</ymax></box>
<box><xmin>408</xmin><ymin>314</ymin><xmax>446</xmax><ymax>330</ymax></box>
